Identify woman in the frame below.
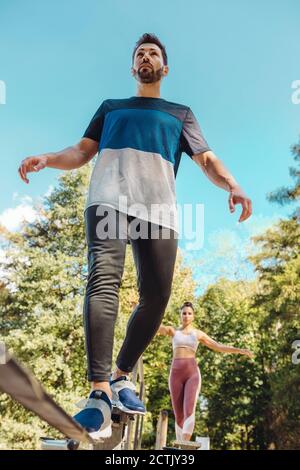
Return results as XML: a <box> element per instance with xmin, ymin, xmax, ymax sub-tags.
<box><xmin>157</xmin><ymin>301</ymin><xmax>254</xmax><ymax>442</ymax></box>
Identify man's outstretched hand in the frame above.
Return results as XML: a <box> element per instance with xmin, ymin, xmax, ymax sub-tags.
<box><xmin>228</xmin><ymin>185</ymin><xmax>252</xmax><ymax>222</ymax></box>
<box><xmin>18</xmin><ymin>155</ymin><xmax>48</xmax><ymax>184</ymax></box>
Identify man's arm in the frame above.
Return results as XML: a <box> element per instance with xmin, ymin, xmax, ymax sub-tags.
<box><xmin>46</xmin><ymin>138</ymin><xmax>99</xmax><ymax>170</ymax></box>
<box><xmin>192</xmin><ymin>150</ymin><xmax>238</xmax><ymax>191</ymax></box>
<box><xmin>18</xmin><ymin>138</ymin><xmax>98</xmax><ymax>184</ymax></box>
<box><xmin>192</xmin><ymin>150</ymin><xmax>252</xmax><ymax>222</ymax></box>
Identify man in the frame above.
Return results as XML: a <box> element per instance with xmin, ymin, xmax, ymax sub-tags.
<box><xmin>18</xmin><ymin>33</ymin><xmax>252</xmax><ymax>439</ymax></box>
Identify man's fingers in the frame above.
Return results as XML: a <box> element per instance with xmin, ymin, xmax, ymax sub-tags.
<box><xmin>238</xmin><ymin>205</ymin><xmax>246</xmax><ymax>222</ymax></box>
<box><xmin>18</xmin><ymin>157</ymin><xmax>46</xmax><ymax>181</ymax></box>
<box><xmin>248</xmin><ymin>199</ymin><xmax>253</xmax><ymax>216</ymax></box>
<box><xmin>18</xmin><ymin>163</ymin><xmax>29</xmax><ymax>184</ymax></box>
<box><xmin>18</xmin><ymin>165</ymin><xmax>25</xmax><ymax>182</ymax></box>
<box><xmin>229</xmin><ymin>193</ymin><xmax>235</xmax><ymax>213</ymax></box>
<box><xmin>239</xmin><ymin>199</ymin><xmax>252</xmax><ymax>222</ymax></box>
<box><xmin>21</xmin><ymin>164</ymin><xmax>29</xmax><ymax>183</ymax></box>
<box><xmin>33</xmin><ymin>161</ymin><xmax>45</xmax><ymax>171</ymax></box>
<box><xmin>238</xmin><ymin>202</ymin><xmax>248</xmax><ymax>222</ymax></box>
<box><xmin>229</xmin><ymin>190</ymin><xmax>253</xmax><ymax>222</ymax></box>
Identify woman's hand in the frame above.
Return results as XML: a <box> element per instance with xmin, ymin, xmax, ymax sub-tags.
<box><xmin>239</xmin><ymin>348</ymin><xmax>254</xmax><ymax>359</ymax></box>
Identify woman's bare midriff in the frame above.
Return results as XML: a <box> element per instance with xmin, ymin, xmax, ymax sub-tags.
<box><xmin>173</xmin><ymin>347</ymin><xmax>196</xmax><ymax>359</ymax></box>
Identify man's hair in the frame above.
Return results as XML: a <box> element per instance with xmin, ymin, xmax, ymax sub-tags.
<box><xmin>180</xmin><ymin>301</ymin><xmax>195</xmax><ymax>313</ymax></box>
<box><xmin>132</xmin><ymin>33</ymin><xmax>168</xmax><ymax>65</ymax></box>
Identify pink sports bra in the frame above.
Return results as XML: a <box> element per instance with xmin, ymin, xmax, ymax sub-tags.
<box><xmin>172</xmin><ymin>329</ymin><xmax>199</xmax><ymax>352</ymax></box>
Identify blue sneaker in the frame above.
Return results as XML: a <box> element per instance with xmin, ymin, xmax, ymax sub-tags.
<box><xmin>110</xmin><ymin>375</ymin><xmax>146</xmax><ymax>415</ymax></box>
<box><xmin>73</xmin><ymin>390</ymin><xmax>112</xmax><ymax>439</ymax></box>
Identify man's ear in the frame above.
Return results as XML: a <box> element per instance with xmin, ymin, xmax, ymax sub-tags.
<box><xmin>163</xmin><ymin>65</ymin><xmax>169</xmax><ymax>76</ymax></box>
<box><xmin>131</xmin><ymin>67</ymin><xmax>136</xmax><ymax>76</ymax></box>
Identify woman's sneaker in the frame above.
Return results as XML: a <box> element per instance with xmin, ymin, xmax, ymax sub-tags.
<box><xmin>110</xmin><ymin>375</ymin><xmax>146</xmax><ymax>415</ymax></box>
<box><xmin>73</xmin><ymin>390</ymin><xmax>112</xmax><ymax>440</ymax></box>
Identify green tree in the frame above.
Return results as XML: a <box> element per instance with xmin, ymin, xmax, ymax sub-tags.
<box><xmin>248</xmin><ymin>139</ymin><xmax>300</xmax><ymax>449</ymax></box>
<box><xmin>267</xmin><ymin>141</ymin><xmax>300</xmax><ymax>219</ymax></box>
<box><xmin>192</xmin><ymin>279</ymin><xmax>270</xmax><ymax>449</ymax></box>
<box><xmin>0</xmin><ymin>167</ymin><xmax>91</xmax><ymax>448</ymax></box>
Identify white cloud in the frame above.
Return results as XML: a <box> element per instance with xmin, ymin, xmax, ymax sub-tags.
<box><xmin>0</xmin><ymin>204</ymin><xmax>37</xmax><ymax>232</ymax></box>
<box><xmin>0</xmin><ymin>187</ymin><xmax>53</xmax><ymax>282</ymax></box>
<box><xmin>44</xmin><ymin>185</ymin><xmax>54</xmax><ymax>198</ymax></box>
<box><xmin>0</xmin><ymin>187</ymin><xmax>57</xmax><ymax>232</ymax></box>
<box><xmin>12</xmin><ymin>193</ymin><xmax>33</xmax><ymax>205</ymax></box>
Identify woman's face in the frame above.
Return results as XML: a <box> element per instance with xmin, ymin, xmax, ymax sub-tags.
<box><xmin>180</xmin><ymin>307</ymin><xmax>194</xmax><ymax>326</ymax></box>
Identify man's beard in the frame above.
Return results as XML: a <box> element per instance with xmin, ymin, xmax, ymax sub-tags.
<box><xmin>135</xmin><ymin>65</ymin><xmax>164</xmax><ymax>83</ymax></box>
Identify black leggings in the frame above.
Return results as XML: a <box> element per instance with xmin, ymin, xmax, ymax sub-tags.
<box><xmin>84</xmin><ymin>205</ymin><xmax>178</xmax><ymax>382</ymax></box>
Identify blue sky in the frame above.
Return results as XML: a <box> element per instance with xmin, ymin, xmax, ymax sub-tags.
<box><xmin>0</xmin><ymin>0</ymin><xmax>299</xmax><ymax>291</ymax></box>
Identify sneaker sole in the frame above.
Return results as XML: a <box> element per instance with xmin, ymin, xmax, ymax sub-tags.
<box><xmin>88</xmin><ymin>421</ymin><xmax>112</xmax><ymax>440</ymax></box>
<box><xmin>111</xmin><ymin>399</ymin><xmax>146</xmax><ymax>416</ymax></box>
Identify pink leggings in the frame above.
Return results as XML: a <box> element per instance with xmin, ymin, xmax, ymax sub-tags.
<box><xmin>168</xmin><ymin>358</ymin><xmax>201</xmax><ymax>440</ymax></box>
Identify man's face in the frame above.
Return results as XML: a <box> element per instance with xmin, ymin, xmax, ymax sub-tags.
<box><xmin>131</xmin><ymin>43</ymin><xmax>169</xmax><ymax>84</ymax></box>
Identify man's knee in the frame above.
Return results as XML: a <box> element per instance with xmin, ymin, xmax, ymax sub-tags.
<box><xmin>143</xmin><ymin>288</ymin><xmax>171</xmax><ymax>311</ymax></box>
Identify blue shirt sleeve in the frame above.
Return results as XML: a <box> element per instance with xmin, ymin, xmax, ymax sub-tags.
<box><xmin>82</xmin><ymin>101</ymin><xmax>107</xmax><ymax>142</ymax></box>
<box><xmin>180</xmin><ymin>108</ymin><xmax>210</xmax><ymax>157</ymax></box>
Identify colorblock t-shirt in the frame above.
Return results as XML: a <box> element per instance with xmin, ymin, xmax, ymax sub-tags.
<box><xmin>83</xmin><ymin>96</ymin><xmax>210</xmax><ymax>233</ymax></box>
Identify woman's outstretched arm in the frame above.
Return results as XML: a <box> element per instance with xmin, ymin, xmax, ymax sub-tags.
<box><xmin>198</xmin><ymin>331</ymin><xmax>254</xmax><ymax>358</ymax></box>
<box><xmin>157</xmin><ymin>325</ymin><xmax>175</xmax><ymax>337</ymax></box>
